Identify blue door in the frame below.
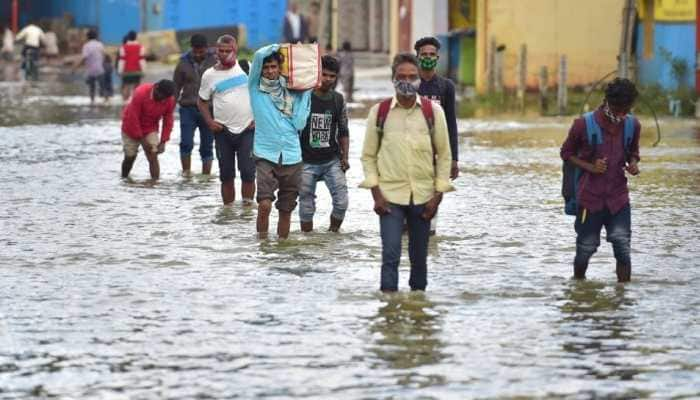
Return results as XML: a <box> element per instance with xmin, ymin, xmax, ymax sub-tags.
<box><xmin>144</xmin><ymin>0</ymin><xmax>165</xmax><ymax>32</ymax></box>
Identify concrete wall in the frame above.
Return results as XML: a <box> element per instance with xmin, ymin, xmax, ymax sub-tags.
<box><xmin>476</xmin><ymin>0</ymin><xmax>626</xmax><ymax>92</ymax></box>
<box><xmin>411</xmin><ymin>0</ymin><xmax>448</xmax><ymax>51</ymax></box>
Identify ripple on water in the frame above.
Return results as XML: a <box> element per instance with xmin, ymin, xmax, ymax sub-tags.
<box><xmin>0</xmin><ymin>112</ymin><xmax>699</xmax><ymax>398</ymax></box>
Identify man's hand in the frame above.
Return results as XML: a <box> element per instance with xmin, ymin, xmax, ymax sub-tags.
<box><xmin>590</xmin><ymin>158</ymin><xmax>607</xmax><ymax>174</ymax></box>
<box><xmin>450</xmin><ymin>160</ymin><xmax>459</xmax><ymax>180</ymax></box>
<box><xmin>421</xmin><ymin>193</ymin><xmax>442</xmax><ymax>221</ymax></box>
<box><xmin>340</xmin><ymin>157</ymin><xmax>350</xmax><ymax>172</ymax></box>
<box><xmin>157</xmin><ymin>142</ymin><xmax>166</xmax><ymax>154</ymax></box>
<box><xmin>626</xmin><ymin>160</ymin><xmax>639</xmax><ymax>176</ymax></box>
<box><xmin>371</xmin><ymin>187</ymin><xmax>391</xmax><ymax>216</ymax></box>
<box><xmin>208</xmin><ymin>121</ymin><xmax>225</xmax><ymax>133</ymax></box>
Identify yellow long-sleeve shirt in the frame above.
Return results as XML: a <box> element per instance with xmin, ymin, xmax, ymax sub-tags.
<box><xmin>360</xmin><ymin>97</ymin><xmax>455</xmax><ymax>205</ymax></box>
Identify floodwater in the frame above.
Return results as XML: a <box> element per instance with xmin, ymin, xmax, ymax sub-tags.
<box><xmin>1</xmin><ymin>81</ymin><xmax>700</xmax><ymax>399</ymax></box>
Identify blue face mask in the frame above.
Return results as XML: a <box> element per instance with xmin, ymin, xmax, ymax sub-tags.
<box><xmin>393</xmin><ymin>79</ymin><xmax>420</xmax><ymax>97</ymax></box>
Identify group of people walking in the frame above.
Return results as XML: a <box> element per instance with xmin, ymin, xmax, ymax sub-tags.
<box><xmin>75</xmin><ymin>29</ymin><xmax>146</xmax><ymax>104</ymax></box>
<box><xmin>117</xmin><ymin>32</ymin><xmax>642</xmax><ymax>291</ymax></box>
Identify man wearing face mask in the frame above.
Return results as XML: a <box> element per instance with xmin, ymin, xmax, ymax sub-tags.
<box><xmin>414</xmin><ymin>37</ymin><xmax>459</xmax><ymax>180</ymax></box>
<box><xmin>560</xmin><ymin>78</ymin><xmax>641</xmax><ymax>282</ymax></box>
<box><xmin>360</xmin><ymin>53</ymin><xmax>454</xmax><ymax>292</ymax></box>
<box><xmin>414</xmin><ymin>37</ymin><xmax>459</xmax><ymax>236</ymax></box>
<box><xmin>248</xmin><ymin>44</ymin><xmax>312</xmax><ymax>239</ymax></box>
<box><xmin>198</xmin><ymin>35</ymin><xmax>256</xmax><ymax>206</ymax></box>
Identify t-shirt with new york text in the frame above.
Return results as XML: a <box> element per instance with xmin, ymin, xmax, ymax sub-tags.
<box><xmin>300</xmin><ymin>91</ymin><xmax>349</xmax><ymax>164</ymax></box>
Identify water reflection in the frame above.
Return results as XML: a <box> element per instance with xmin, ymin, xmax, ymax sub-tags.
<box><xmin>558</xmin><ymin>281</ymin><xmax>640</xmax><ymax>381</ymax></box>
<box><xmin>368</xmin><ymin>292</ymin><xmax>445</xmax><ymax>370</ymax></box>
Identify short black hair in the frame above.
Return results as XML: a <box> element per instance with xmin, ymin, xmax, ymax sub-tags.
<box><xmin>341</xmin><ymin>41</ymin><xmax>352</xmax><ymax>51</ymax></box>
<box><xmin>391</xmin><ymin>53</ymin><xmax>419</xmax><ymax>77</ymax></box>
<box><xmin>126</xmin><ymin>30</ymin><xmax>137</xmax><ymax>41</ymax></box>
<box><xmin>263</xmin><ymin>51</ymin><xmax>283</xmax><ymax>65</ymax></box>
<box><xmin>87</xmin><ymin>29</ymin><xmax>98</xmax><ymax>40</ymax></box>
<box><xmin>605</xmin><ymin>78</ymin><xmax>638</xmax><ymax>107</ymax></box>
<box><xmin>414</xmin><ymin>36</ymin><xmax>441</xmax><ymax>54</ymax></box>
<box><xmin>321</xmin><ymin>55</ymin><xmax>339</xmax><ymax>73</ymax></box>
<box><xmin>190</xmin><ymin>34</ymin><xmax>207</xmax><ymax>48</ymax></box>
<box><xmin>154</xmin><ymin>79</ymin><xmax>176</xmax><ymax>98</ymax></box>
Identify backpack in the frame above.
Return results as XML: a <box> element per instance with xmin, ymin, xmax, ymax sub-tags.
<box><xmin>375</xmin><ymin>96</ymin><xmax>435</xmax><ymax>154</ymax></box>
<box><xmin>562</xmin><ymin>111</ymin><xmax>636</xmax><ymax>215</ymax></box>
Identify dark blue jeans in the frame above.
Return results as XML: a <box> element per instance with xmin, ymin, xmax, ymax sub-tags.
<box><xmin>379</xmin><ymin>203</ymin><xmax>431</xmax><ymax>291</ymax></box>
<box><xmin>179</xmin><ymin>106</ymin><xmax>214</xmax><ymax>162</ymax></box>
<box><xmin>574</xmin><ymin>204</ymin><xmax>632</xmax><ymax>267</ymax></box>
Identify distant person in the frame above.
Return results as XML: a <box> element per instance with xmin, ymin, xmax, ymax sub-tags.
<box><xmin>248</xmin><ymin>44</ymin><xmax>312</xmax><ymax>239</ymax></box>
<box><xmin>306</xmin><ymin>1</ymin><xmax>321</xmax><ymax>43</ymax></box>
<box><xmin>360</xmin><ymin>53</ymin><xmax>454</xmax><ymax>292</ymax></box>
<box><xmin>198</xmin><ymin>35</ymin><xmax>256</xmax><ymax>206</ymax></box>
<box><xmin>337</xmin><ymin>41</ymin><xmax>354</xmax><ymax>102</ymax></box>
<box><xmin>2</xmin><ymin>24</ymin><xmax>14</xmax><ymax>61</ymax></box>
<box><xmin>101</xmin><ymin>54</ymin><xmax>114</xmax><ymax>101</ymax></box>
<box><xmin>120</xmin><ymin>79</ymin><xmax>176</xmax><ymax>181</ymax></box>
<box><xmin>43</xmin><ymin>29</ymin><xmax>59</xmax><ymax>63</ymax></box>
<box><xmin>173</xmin><ymin>34</ymin><xmax>217</xmax><ymax>176</ymax></box>
<box><xmin>15</xmin><ymin>22</ymin><xmax>45</xmax><ymax>80</ymax></box>
<box><xmin>414</xmin><ymin>36</ymin><xmax>459</xmax><ymax>236</ymax></box>
<box><xmin>118</xmin><ymin>30</ymin><xmax>145</xmax><ymax>101</ymax></box>
<box><xmin>283</xmin><ymin>1</ymin><xmax>308</xmax><ymax>43</ymax></box>
<box><xmin>76</xmin><ymin>29</ymin><xmax>106</xmax><ymax>105</ymax></box>
<box><xmin>560</xmin><ymin>78</ymin><xmax>641</xmax><ymax>283</ymax></box>
<box><xmin>298</xmin><ymin>55</ymin><xmax>349</xmax><ymax>233</ymax></box>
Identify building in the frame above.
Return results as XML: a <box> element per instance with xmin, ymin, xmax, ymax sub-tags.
<box><xmin>1</xmin><ymin>0</ymin><xmax>287</xmax><ymax>48</ymax></box>
<box><xmin>636</xmin><ymin>0</ymin><xmax>697</xmax><ymax>90</ymax></box>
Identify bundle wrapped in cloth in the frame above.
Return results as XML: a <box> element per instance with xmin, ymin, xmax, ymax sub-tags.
<box><xmin>279</xmin><ymin>43</ymin><xmax>321</xmax><ymax>90</ymax></box>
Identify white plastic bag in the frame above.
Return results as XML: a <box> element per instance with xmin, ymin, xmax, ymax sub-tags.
<box><xmin>280</xmin><ymin>43</ymin><xmax>321</xmax><ymax>90</ymax></box>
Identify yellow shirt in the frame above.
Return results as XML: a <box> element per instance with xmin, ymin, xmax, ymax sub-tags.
<box><xmin>360</xmin><ymin>96</ymin><xmax>455</xmax><ymax>205</ymax></box>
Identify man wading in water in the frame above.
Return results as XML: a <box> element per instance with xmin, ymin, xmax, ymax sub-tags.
<box><xmin>174</xmin><ymin>34</ymin><xmax>217</xmax><ymax>176</ymax></box>
<box><xmin>360</xmin><ymin>53</ymin><xmax>454</xmax><ymax>292</ymax></box>
<box><xmin>248</xmin><ymin>45</ymin><xmax>312</xmax><ymax>239</ymax></box>
<box><xmin>120</xmin><ymin>79</ymin><xmax>176</xmax><ymax>181</ymax></box>
<box><xmin>298</xmin><ymin>55</ymin><xmax>350</xmax><ymax>233</ymax></box>
<box><xmin>414</xmin><ymin>36</ymin><xmax>460</xmax><ymax>236</ymax></box>
<box><xmin>198</xmin><ymin>35</ymin><xmax>256</xmax><ymax>206</ymax></box>
<box><xmin>560</xmin><ymin>78</ymin><xmax>641</xmax><ymax>282</ymax></box>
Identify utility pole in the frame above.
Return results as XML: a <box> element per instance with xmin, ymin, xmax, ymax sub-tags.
<box><xmin>696</xmin><ymin>0</ymin><xmax>700</xmax><ymax>117</ymax></box>
<box><xmin>618</xmin><ymin>0</ymin><xmax>637</xmax><ymax>78</ymax></box>
<box><xmin>11</xmin><ymin>0</ymin><xmax>19</xmax><ymax>33</ymax></box>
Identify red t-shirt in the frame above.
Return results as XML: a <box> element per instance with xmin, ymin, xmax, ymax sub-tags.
<box><xmin>120</xmin><ymin>42</ymin><xmax>144</xmax><ymax>73</ymax></box>
<box><xmin>121</xmin><ymin>83</ymin><xmax>175</xmax><ymax>143</ymax></box>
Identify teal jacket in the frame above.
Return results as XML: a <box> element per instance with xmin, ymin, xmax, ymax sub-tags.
<box><xmin>248</xmin><ymin>44</ymin><xmax>312</xmax><ymax>165</ymax></box>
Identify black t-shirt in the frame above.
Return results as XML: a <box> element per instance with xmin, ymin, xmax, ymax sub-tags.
<box><xmin>418</xmin><ymin>75</ymin><xmax>459</xmax><ymax>161</ymax></box>
<box><xmin>300</xmin><ymin>91</ymin><xmax>349</xmax><ymax>164</ymax></box>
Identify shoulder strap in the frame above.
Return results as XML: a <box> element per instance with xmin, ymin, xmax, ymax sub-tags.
<box><xmin>583</xmin><ymin>111</ymin><xmax>602</xmax><ymax>159</ymax></box>
<box><xmin>623</xmin><ymin>115</ymin><xmax>635</xmax><ymax>152</ymax></box>
<box><xmin>375</xmin><ymin>98</ymin><xmax>393</xmax><ymax>150</ymax></box>
<box><xmin>419</xmin><ymin>96</ymin><xmax>437</xmax><ymax>157</ymax></box>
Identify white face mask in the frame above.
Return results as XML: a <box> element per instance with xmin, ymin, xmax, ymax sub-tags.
<box><xmin>393</xmin><ymin>79</ymin><xmax>420</xmax><ymax>97</ymax></box>
<box><xmin>603</xmin><ymin>102</ymin><xmax>626</xmax><ymax>124</ymax></box>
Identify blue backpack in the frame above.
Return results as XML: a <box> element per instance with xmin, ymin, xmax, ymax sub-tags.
<box><xmin>562</xmin><ymin>112</ymin><xmax>636</xmax><ymax>215</ymax></box>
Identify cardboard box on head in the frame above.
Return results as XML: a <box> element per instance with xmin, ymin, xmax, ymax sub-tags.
<box><xmin>279</xmin><ymin>43</ymin><xmax>321</xmax><ymax>90</ymax></box>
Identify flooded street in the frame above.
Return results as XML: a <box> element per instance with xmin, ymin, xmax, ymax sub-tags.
<box><xmin>1</xmin><ymin>82</ymin><xmax>699</xmax><ymax>399</ymax></box>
